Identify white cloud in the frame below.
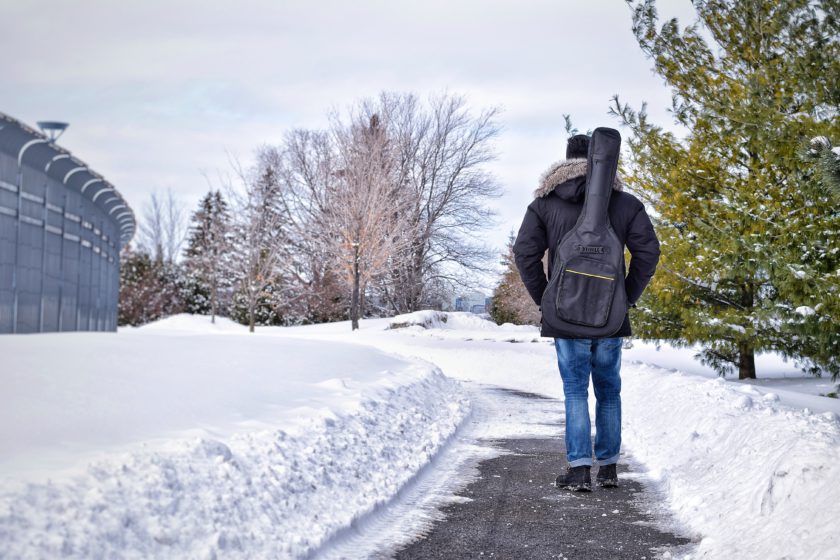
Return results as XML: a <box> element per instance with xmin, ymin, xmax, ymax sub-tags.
<box><xmin>2</xmin><ymin>0</ymin><xmax>698</xmax><ymax>276</ymax></box>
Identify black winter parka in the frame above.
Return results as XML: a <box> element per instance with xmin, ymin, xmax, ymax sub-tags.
<box><xmin>512</xmin><ymin>158</ymin><xmax>661</xmax><ymax>339</ymax></box>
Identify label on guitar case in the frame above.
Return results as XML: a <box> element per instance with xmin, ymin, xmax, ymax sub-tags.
<box><xmin>576</xmin><ymin>245</ymin><xmax>608</xmax><ymax>254</ymax></box>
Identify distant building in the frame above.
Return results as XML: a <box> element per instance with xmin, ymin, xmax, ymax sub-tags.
<box><xmin>0</xmin><ymin>112</ymin><xmax>135</xmax><ymax>333</ymax></box>
<box><xmin>453</xmin><ymin>292</ymin><xmax>491</xmax><ymax>314</ymax></box>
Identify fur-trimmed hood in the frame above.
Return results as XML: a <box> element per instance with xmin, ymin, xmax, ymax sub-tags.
<box><xmin>533</xmin><ymin>158</ymin><xmax>623</xmax><ymax>199</ymax></box>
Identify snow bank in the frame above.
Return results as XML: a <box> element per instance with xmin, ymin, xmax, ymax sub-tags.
<box><xmin>1</xmin><ymin>328</ymin><xmax>414</xmax><ymax>478</ymax></box>
<box><xmin>622</xmin><ymin>364</ymin><xmax>840</xmax><ymax>559</ymax></box>
<box><xmin>0</xmin><ymin>318</ymin><xmax>470</xmax><ymax>558</ymax></box>
<box><xmin>387</xmin><ymin>309</ymin><xmax>451</xmax><ymax>329</ymax></box>
<box><xmin>387</xmin><ymin>310</ymin><xmax>540</xmax><ymax>342</ymax></box>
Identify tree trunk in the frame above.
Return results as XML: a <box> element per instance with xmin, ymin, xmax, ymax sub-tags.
<box><xmin>248</xmin><ymin>290</ymin><xmax>256</xmax><ymax>333</ymax></box>
<box><xmin>351</xmin><ymin>245</ymin><xmax>360</xmax><ymax>330</ymax></box>
<box><xmin>738</xmin><ymin>340</ymin><xmax>756</xmax><ymax>379</ymax></box>
<box><xmin>381</xmin><ymin>284</ymin><xmax>399</xmax><ymax>316</ymax></box>
<box><xmin>359</xmin><ymin>280</ymin><xmax>366</xmax><ymax>319</ymax></box>
<box><xmin>211</xmin><ymin>274</ymin><xmax>217</xmax><ymax>324</ymax></box>
<box><xmin>737</xmin><ymin>280</ymin><xmax>756</xmax><ymax>379</ymax></box>
<box><xmin>406</xmin><ymin>249</ymin><xmax>425</xmax><ymax>312</ymax></box>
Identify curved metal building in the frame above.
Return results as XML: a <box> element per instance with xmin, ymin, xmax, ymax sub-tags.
<box><xmin>0</xmin><ymin>112</ymin><xmax>135</xmax><ymax>333</ymax></box>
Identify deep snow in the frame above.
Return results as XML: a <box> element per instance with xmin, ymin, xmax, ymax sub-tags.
<box><xmin>620</xmin><ymin>364</ymin><xmax>840</xmax><ymax>559</ymax></box>
<box><xmin>2</xmin><ymin>311</ymin><xmax>839</xmax><ymax>559</ymax></box>
<box><xmin>2</xmin><ymin>328</ymin><xmax>417</xmax><ymax>479</ymax></box>
<box><xmin>0</xmin><ymin>317</ymin><xmax>469</xmax><ymax>558</ymax></box>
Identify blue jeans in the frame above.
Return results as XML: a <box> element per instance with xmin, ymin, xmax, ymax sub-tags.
<box><xmin>554</xmin><ymin>337</ymin><xmax>622</xmax><ymax>467</ymax></box>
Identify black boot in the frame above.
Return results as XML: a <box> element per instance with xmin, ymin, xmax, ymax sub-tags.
<box><xmin>555</xmin><ymin>466</ymin><xmax>592</xmax><ymax>492</ymax></box>
<box><xmin>596</xmin><ymin>464</ymin><xmax>618</xmax><ymax>488</ymax></box>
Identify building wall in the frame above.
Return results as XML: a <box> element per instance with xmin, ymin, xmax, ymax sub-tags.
<box><xmin>453</xmin><ymin>293</ymin><xmax>491</xmax><ymax>314</ymax></box>
<box><xmin>0</xmin><ymin>113</ymin><xmax>135</xmax><ymax>333</ymax></box>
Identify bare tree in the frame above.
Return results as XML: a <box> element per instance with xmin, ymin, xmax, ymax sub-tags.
<box><xmin>253</xmin><ymin>90</ymin><xmax>502</xmax><ymax>327</ymax></box>
<box><xmin>371</xmin><ymin>92</ymin><xmax>503</xmax><ymax>312</ymax></box>
<box><xmin>136</xmin><ymin>188</ymin><xmax>188</xmax><ymax>263</ymax></box>
<box><xmin>327</xmin><ymin>112</ymin><xmax>411</xmax><ymax>329</ymax></box>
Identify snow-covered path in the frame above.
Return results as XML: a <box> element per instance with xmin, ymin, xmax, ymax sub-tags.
<box><xmin>292</xmin><ymin>312</ymin><xmax>840</xmax><ymax>560</ymax></box>
<box><xmin>310</xmin><ymin>382</ymin><xmax>564</xmax><ymax>559</ymax></box>
<box><xmin>314</xmin><ymin>383</ymin><xmax>693</xmax><ymax>560</ymax></box>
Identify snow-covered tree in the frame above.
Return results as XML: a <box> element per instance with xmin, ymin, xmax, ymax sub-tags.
<box><xmin>803</xmin><ymin>136</ymin><xmax>840</xmax><ymax>201</ymax></box>
<box><xmin>271</xmin><ymin>130</ymin><xmax>348</xmax><ymax>325</ymax></box>
<box><xmin>229</xmin><ymin>272</ymin><xmax>286</xmax><ymax>327</ymax></box>
<box><xmin>612</xmin><ymin>0</ymin><xmax>840</xmax><ymax>378</ymax></box>
<box><xmin>118</xmin><ymin>246</ymin><xmax>184</xmax><ymax>326</ymax></box>
<box><xmin>178</xmin><ymin>271</ymin><xmax>211</xmax><ymax>316</ymax></box>
<box><xmin>226</xmin><ymin>153</ymin><xmax>288</xmax><ymax>333</ymax></box>
<box><xmin>183</xmin><ymin>190</ymin><xmax>233</xmax><ymax>323</ymax></box>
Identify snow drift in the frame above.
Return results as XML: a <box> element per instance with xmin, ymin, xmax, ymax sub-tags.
<box><xmin>622</xmin><ymin>365</ymin><xmax>840</xmax><ymax>559</ymax></box>
<box><xmin>0</xmin><ymin>315</ymin><xmax>469</xmax><ymax>558</ymax></box>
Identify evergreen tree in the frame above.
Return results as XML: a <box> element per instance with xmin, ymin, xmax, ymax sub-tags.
<box><xmin>613</xmin><ymin>0</ymin><xmax>840</xmax><ymax>378</ymax></box>
<box><xmin>183</xmin><ymin>190</ymin><xmax>233</xmax><ymax>322</ymax></box>
<box><xmin>118</xmin><ymin>247</ymin><xmax>184</xmax><ymax>326</ymax></box>
<box><xmin>178</xmin><ymin>270</ymin><xmax>211</xmax><ymax>315</ymax></box>
<box><xmin>228</xmin><ymin>150</ymin><xmax>288</xmax><ymax>332</ymax></box>
<box><xmin>230</xmin><ymin>273</ymin><xmax>286</xmax><ymax>327</ymax></box>
<box><xmin>802</xmin><ymin>135</ymin><xmax>840</xmax><ymax>201</ymax></box>
<box><xmin>490</xmin><ymin>232</ymin><xmax>541</xmax><ymax>326</ymax></box>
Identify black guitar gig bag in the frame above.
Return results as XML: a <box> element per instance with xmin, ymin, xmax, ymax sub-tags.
<box><xmin>540</xmin><ymin>127</ymin><xmax>627</xmax><ymax>338</ymax></box>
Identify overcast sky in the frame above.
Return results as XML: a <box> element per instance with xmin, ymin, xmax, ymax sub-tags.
<box><xmin>2</xmin><ymin>0</ymin><xmax>696</xmax><ymax>287</ymax></box>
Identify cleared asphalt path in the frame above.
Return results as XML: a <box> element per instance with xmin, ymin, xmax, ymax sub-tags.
<box><xmin>392</xmin><ymin>390</ymin><xmax>694</xmax><ymax>560</ymax></box>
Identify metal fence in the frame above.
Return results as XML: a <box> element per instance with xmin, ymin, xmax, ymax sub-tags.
<box><xmin>0</xmin><ymin>112</ymin><xmax>135</xmax><ymax>333</ymax></box>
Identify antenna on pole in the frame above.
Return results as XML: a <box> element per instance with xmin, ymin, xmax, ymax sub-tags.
<box><xmin>37</xmin><ymin>121</ymin><xmax>69</xmax><ymax>143</ymax></box>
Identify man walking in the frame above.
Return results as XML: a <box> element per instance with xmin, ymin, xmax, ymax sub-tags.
<box><xmin>512</xmin><ymin>133</ymin><xmax>660</xmax><ymax>491</ymax></box>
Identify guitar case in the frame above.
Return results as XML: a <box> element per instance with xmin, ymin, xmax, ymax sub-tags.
<box><xmin>540</xmin><ymin>127</ymin><xmax>627</xmax><ymax>338</ymax></box>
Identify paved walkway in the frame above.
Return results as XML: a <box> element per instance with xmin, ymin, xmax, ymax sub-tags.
<box><xmin>392</xmin><ymin>391</ymin><xmax>694</xmax><ymax>560</ymax></box>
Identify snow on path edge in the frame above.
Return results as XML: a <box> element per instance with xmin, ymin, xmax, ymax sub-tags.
<box><xmin>622</xmin><ymin>363</ymin><xmax>840</xmax><ymax>560</ymax></box>
<box><xmin>0</xmin><ymin>363</ymin><xmax>470</xmax><ymax>560</ymax></box>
